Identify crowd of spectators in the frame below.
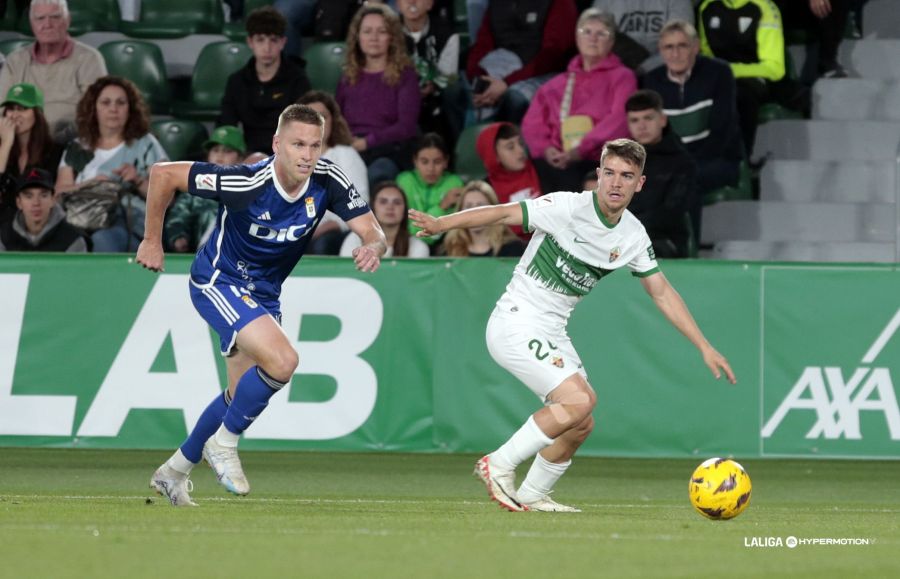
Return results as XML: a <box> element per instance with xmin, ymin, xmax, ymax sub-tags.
<box><xmin>0</xmin><ymin>0</ymin><xmax>859</xmax><ymax>257</ymax></box>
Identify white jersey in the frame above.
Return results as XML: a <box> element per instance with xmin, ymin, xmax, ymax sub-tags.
<box><xmin>495</xmin><ymin>191</ymin><xmax>660</xmax><ymax>327</ymax></box>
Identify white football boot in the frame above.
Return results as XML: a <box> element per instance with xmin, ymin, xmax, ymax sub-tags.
<box><xmin>520</xmin><ymin>494</ymin><xmax>581</xmax><ymax>513</ymax></box>
<box><xmin>150</xmin><ymin>463</ymin><xmax>197</xmax><ymax>507</ymax></box>
<box><xmin>473</xmin><ymin>455</ymin><xmax>527</xmax><ymax>512</ymax></box>
<box><xmin>202</xmin><ymin>437</ymin><xmax>250</xmax><ymax>496</ymax></box>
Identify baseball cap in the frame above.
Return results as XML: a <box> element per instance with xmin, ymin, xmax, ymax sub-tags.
<box><xmin>2</xmin><ymin>83</ymin><xmax>44</xmax><ymax>109</ymax></box>
<box><xmin>16</xmin><ymin>168</ymin><xmax>55</xmax><ymax>195</ymax></box>
<box><xmin>204</xmin><ymin>125</ymin><xmax>247</xmax><ymax>154</ymax></box>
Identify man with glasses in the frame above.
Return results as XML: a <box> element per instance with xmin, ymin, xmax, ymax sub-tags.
<box><xmin>0</xmin><ymin>0</ymin><xmax>107</xmax><ymax>143</ymax></box>
<box><xmin>642</xmin><ymin>19</ymin><xmax>743</xmax><ymax>244</ymax></box>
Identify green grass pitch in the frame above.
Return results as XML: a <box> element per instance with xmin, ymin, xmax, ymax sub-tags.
<box><xmin>1</xmin><ymin>449</ymin><xmax>898</xmax><ymax>579</ymax></box>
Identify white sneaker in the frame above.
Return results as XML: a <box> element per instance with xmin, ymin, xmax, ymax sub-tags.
<box><xmin>150</xmin><ymin>463</ymin><xmax>197</xmax><ymax>507</ymax></box>
<box><xmin>473</xmin><ymin>455</ymin><xmax>527</xmax><ymax>512</ymax></box>
<box><xmin>202</xmin><ymin>436</ymin><xmax>250</xmax><ymax>496</ymax></box>
<box><xmin>520</xmin><ymin>495</ymin><xmax>581</xmax><ymax>513</ymax></box>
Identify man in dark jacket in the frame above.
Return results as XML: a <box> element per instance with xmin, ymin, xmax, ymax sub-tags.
<box><xmin>0</xmin><ymin>167</ymin><xmax>86</xmax><ymax>252</ymax></box>
<box><xmin>624</xmin><ymin>90</ymin><xmax>695</xmax><ymax>258</ymax></box>
<box><xmin>643</xmin><ymin>19</ymin><xmax>743</xmax><ymax>244</ymax></box>
<box><xmin>219</xmin><ymin>6</ymin><xmax>311</xmax><ymax>154</ymax></box>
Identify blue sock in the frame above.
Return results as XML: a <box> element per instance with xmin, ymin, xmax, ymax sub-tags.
<box><xmin>223</xmin><ymin>367</ymin><xmax>285</xmax><ymax>435</ymax></box>
<box><xmin>180</xmin><ymin>390</ymin><xmax>231</xmax><ymax>463</ymax></box>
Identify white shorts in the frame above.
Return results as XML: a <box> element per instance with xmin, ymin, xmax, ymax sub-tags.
<box><xmin>485</xmin><ymin>310</ymin><xmax>587</xmax><ymax>401</ymax></box>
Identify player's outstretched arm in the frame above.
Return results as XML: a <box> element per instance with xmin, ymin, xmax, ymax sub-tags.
<box><xmin>347</xmin><ymin>212</ymin><xmax>387</xmax><ymax>272</ymax></box>
<box><xmin>639</xmin><ymin>271</ymin><xmax>737</xmax><ymax>384</ymax></box>
<box><xmin>409</xmin><ymin>202</ymin><xmax>523</xmax><ymax>238</ymax></box>
<box><xmin>136</xmin><ymin>162</ymin><xmax>193</xmax><ymax>273</ymax></box>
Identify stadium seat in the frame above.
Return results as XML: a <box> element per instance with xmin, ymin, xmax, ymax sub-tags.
<box><xmin>0</xmin><ymin>38</ymin><xmax>33</xmax><ymax>56</ymax></box>
<box><xmin>453</xmin><ymin>0</ymin><xmax>468</xmax><ymax>33</ymax></box>
<box><xmin>222</xmin><ymin>0</ymin><xmax>274</xmax><ymax>41</ymax></box>
<box><xmin>118</xmin><ymin>0</ymin><xmax>225</xmax><ymax>39</ymax></box>
<box><xmin>67</xmin><ymin>0</ymin><xmax>122</xmax><ymax>35</ymax></box>
<box><xmin>453</xmin><ymin>123</ymin><xmax>491</xmax><ymax>181</ymax></box>
<box><xmin>174</xmin><ymin>41</ymin><xmax>252</xmax><ymax>120</ymax></box>
<box><xmin>151</xmin><ymin>119</ymin><xmax>210</xmax><ymax>162</ymax></box>
<box><xmin>304</xmin><ymin>42</ymin><xmax>347</xmax><ymax>94</ymax></box>
<box><xmin>99</xmin><ymin>40</ymin><xmax>171</xmax><ymax>114</ymax></box>
<box><xmin>703</xmin><ymin>159</ymin><xmax>753</xmax><ymax>205</ymax></box>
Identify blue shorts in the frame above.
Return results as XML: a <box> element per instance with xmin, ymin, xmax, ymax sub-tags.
<box><xmin>189</xmin><ymin>277</ymin><xmax>281</xmax><ymax>356</ymax></box>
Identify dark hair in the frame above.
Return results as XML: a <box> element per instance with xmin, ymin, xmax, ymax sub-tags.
<box><xmin>276</xmin><ymin>103</ymin><xmax>325</xmax><ymax>134</ymax></box>
<box><xmin>246</xmin><ymin>6</ymin><xmax>287</xmax><ymax>37</ymax></box>
<box><xmin>296</xmin><ymin>90</ymin><xmax>353</xmax><ymax>147</ymax></box>
<box><xmin>76</xmin><ymin>76</ymin><xmax>150</xmax><ymax>149</ymax></box>
<box><xmin>625</xmin><ymin>89</ymin><xmax>664</xmax><ymax>113</ymax></box>
<box><xmin>4</xmin><ymin>104</ymin><xmax>52</xmax><ymax>174</ymax></box>
<box><xmin>371</xmin><ymin>180</ymin><xmax>410</xmax><ymax>257</ymax></box>
<box><xmin>494</xmin><ymin>122</ymin><xmax>520</xmax><ymax>144</ymax></box>
<box><xmin>600</xmin><ymin>138</ymin><xmax>647</xmax><ymax>173</ymax></box>
<box><xmin>413</xmin><ymin>132</ymin><xmax>449</xmax><ymax>159</ymax></box>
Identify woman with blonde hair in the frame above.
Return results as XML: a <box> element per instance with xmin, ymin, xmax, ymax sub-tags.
<box><xmin>441</xmin><ymin>180</ymin><xmax>524</xmax><ymax>257</ymax></box>
<box><xmin>337</xmin><ymin>3</ymin><xmax>421</xmax><ymax>187</ymax></box>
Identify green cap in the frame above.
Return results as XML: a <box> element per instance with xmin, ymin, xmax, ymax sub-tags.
<box><xmin>2</xmin><ymin>83</ymin><xmax>44</xmax><ymax>109</ymax></box>
<box><xmin>203</xmin><ymin>125</ymin><xmax>247</xmax><ymax>155</ymax></box>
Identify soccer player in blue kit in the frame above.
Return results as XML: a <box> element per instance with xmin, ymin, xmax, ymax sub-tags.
<box><xmin>136</xmin><ymin>104</ymin><xmax>386</xmax><ymax>506</ymax></box>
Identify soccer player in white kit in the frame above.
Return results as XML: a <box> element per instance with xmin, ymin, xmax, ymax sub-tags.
<box><xmin>410</xmin><ymin>138</ymin><xmax>736</xmax><ymax>512</ymax></box>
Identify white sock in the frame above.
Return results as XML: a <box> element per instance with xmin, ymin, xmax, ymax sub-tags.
<box><xmin>489</xmin><ymin>415</ymin><xmax>554</xmax><ymax>472</ymax></box>
<box><xmin>516</xmin><ymin>453</ymin><xmax>571</xmax><ymax>504</ymax></box>
<box><xmin>214</xmin><ymin>423</ymin><xmax>240</xmax><ymax>447</ymax></box>
<box><xmin>167</xmin><ymin>448</ymin><xmax>195</xmax><ymax>475</ymax></box>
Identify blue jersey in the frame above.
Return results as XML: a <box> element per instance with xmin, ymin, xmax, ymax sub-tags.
<box><xmin>187</xmin><ymin>156</ymin><xmax>370</xmax><ymax>300</ymax></box>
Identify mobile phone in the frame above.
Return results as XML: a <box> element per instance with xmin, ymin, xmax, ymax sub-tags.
<box><xmin>472</xmin><ymin>77</ymin><xmax>490</xmax><ymax>94</ymax></box>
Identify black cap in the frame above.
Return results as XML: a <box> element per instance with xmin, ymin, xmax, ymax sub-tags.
<box><xmin>17</xmin><ymin>168</ymin><xmax>54</xmax><ymax>195</ymax></box>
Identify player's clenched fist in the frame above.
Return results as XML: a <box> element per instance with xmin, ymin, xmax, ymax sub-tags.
<box><xmin>136</xmin><ymin>240</ymin><xmax>165</xmax><ymax>272</ymax></box>
<box><xmin>352</xmin><ymin>245</ymin><xmax>381</xmax><ymax>272</ymax></box>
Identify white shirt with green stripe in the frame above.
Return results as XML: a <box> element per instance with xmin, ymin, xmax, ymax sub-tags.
<box><xmin>496</xmin><ymin>191</ymin><xmax>660</xmax><ymax>327</ymax></box>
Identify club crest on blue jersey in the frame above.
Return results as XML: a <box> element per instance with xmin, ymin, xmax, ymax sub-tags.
<box><xmin>305</xmin><ymin>196</ymin><xmax>316</xmax><ymax>218</ymax></box>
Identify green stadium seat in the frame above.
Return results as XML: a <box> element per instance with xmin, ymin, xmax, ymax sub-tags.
<box><xmin>684</xmin><ymin>212</ymin><xmax>698</xmax><ymax>258</ymax></box>
<box><xmin>0</xmin><ymin>38</ymin><xmax>33</xmax><ymax>56</ymax></box>
<box><xmin>118</xmin><ymin>0</ymin><xmax>224</xmax><ymax>39</ymax></box>
<box><xmin>67</xmin><ymin>0</ymin><xmax>122</xmax><ymax>35</ymax></box>
<box><xmin>151</xmin><ymin>119</ymin><xmax>210</xmax><ymax>162</ymax></box>
<box><xmin>174</xmin><ymin>41</ymin><xmax>252</xmax><ymax>120</ymax></box>
<box><xmin>453</xmin><ymin>0</ymin><xmax>468</xmax><ymax>33</ymax></box>
<box><xmin>222</xmin><ymin>0</ymin><xmax>274</xmax><ymax>41</ymax></box>
<box><xmin>453</xmin><ymin>123</ymin><xmax>491</xmax><ymax>182</ymax></box>
<box><xmin>99</xmin><ymin>40</ymin><xmax>171</xmax><ymax>114</ymax></box>
<box><xmin>304</xmin><ymin>42</ymin><xmax>347</xmax><ymax>94</ymax></box>
<box><xmin>703</xmin><ymin>159</ymin><xmax>753</xmax><ymax>205</ymax></box>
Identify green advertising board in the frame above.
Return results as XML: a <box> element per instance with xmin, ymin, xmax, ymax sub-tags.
<box><xmin>0</xmin><ymin>255</ymin><xmax>897</xmax><ymax>459</ymax></box>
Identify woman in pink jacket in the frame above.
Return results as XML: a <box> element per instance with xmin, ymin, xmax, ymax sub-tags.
<box><xmin>521</xmin><ymin>8</ymin><xmax>636</xmax><ymax>192</ymax></box>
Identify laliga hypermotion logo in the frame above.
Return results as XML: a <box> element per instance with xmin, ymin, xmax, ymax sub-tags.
<box><xmin>762</xmin><ymin>307</ymin><xmax>900</xmax><ymax>441</ymax></box>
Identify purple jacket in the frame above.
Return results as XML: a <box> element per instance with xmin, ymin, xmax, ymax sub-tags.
<box><xmin>522</xmin><ymin>53</ymin><xmax>636</xmax><ymax>161</ymax></box>
<box><xmin>336</xmin><ymin>67</ymin><xmax>421</xmax><ymax>148</ymax></box>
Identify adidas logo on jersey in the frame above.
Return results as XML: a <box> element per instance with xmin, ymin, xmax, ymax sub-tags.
<box><xmin>257</xmin><ymin>211</ymin><xmax>271</xmax><ymax>221</ymax></box>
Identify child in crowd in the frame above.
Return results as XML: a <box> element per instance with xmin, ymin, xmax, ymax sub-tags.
<box><xmin>396</xmin><ymin>132</ymin><xmax>464</xmax><ymax>245</ymax></box>
<box><xmin>165</xmin><ymin>126</ymin><xmax>247</xmax><ymax>253</ymax></box>
<box><xmin>475</xmin><ymin>122</ymin><xmax>542</xmax><ymax>238</ymax></box>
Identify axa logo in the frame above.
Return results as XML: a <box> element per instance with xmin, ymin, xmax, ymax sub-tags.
<box><xmin>762</xmin><ymin>308</ymin><xmax>900</xmax><ymax>440</ymax></box>
<box><xmin>248</xmin><ymin>223</ymin><xmax>310</xmax><ymax>242</ymax></box>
